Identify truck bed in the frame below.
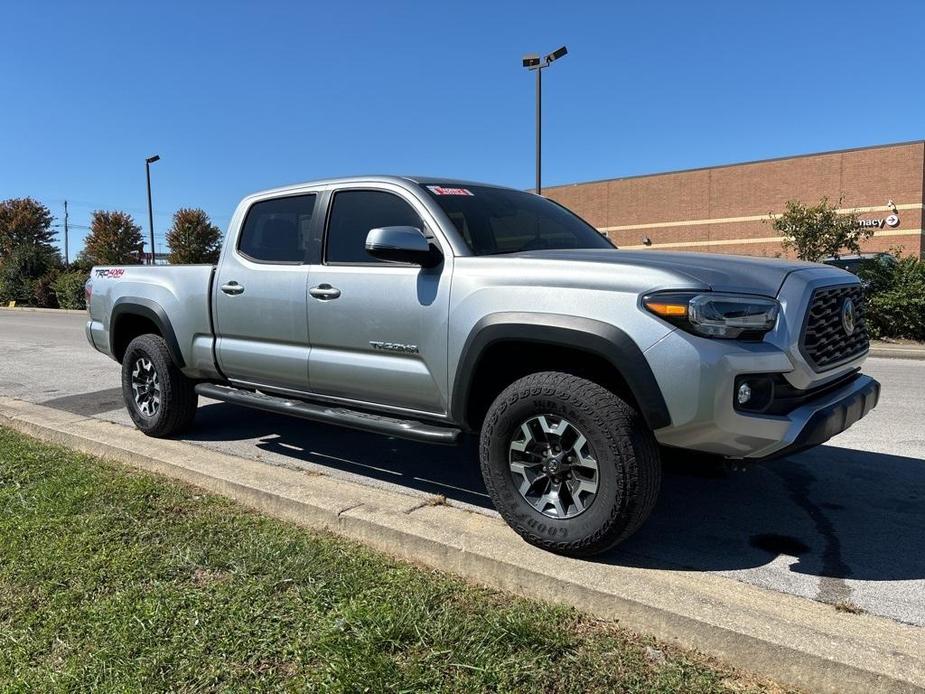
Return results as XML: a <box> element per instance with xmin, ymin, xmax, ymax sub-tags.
<box><xmin>86</xmin><ymin>264</ymin><xmax>220</xmax><ymax>379</ymax></box>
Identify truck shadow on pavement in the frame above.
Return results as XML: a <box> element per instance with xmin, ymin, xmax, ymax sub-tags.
<box><xmin>185</xmin><ymin>402</ymin><xmax>490</xmax><ymax>506</ymax></box>
<box><xmin>613</xmin><ymin>446</ymin><xmax>925</xmax><ymax>586</ymax></box>
<box><xmin>183</xmin><ymin>402</ymin><xmax>925</xmax><ymax>583</ymax></box>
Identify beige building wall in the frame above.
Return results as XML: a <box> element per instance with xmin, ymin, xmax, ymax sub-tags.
<box><xmin>544</xmin><ymin>141</ymin><xmax>924</xmax><ymax>258</ymax></box>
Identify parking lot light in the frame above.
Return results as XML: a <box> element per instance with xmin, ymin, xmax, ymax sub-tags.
<box><xmin>145</xmin><ymin>155</ymin><xmax>160</xmax><ymax>265</ymax></box>
<box><xmin>521</xmin><ymin>45</ymin><xmax>568</xmax><ymax>195</ymax></box>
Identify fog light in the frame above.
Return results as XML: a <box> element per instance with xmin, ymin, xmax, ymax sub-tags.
<box><xmin>733</xmin><ymin>375</ymin><xmax>776</xmax><ymax>413</ymax></box>
<box><xmin>737</xmin><ymin>382</ymin><xmax>752</xmax><ymax>405</ymax></box>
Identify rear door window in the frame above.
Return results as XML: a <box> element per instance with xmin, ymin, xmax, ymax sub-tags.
<box><xmin>238</xmin><ymin>194</ymin><xmax>317</xmax><ymax>263</ymax></box>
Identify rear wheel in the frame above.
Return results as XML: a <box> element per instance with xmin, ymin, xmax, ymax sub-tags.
<box><xmin>479</xmin><ymin>371</ymin><xmax>660</xmax><ymax>557</ymax></box>
<box><xmin>121</xmin><ymin>334</ymin><xmax>198</xmax><ymax>437</ymax></box>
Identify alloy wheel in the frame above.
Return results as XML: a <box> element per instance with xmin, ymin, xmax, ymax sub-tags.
<box><xmin>508</xmin><ymin>414</ymin><xmax>599</xmax><ymax>519</ymax></box>
<box><xmin>131</xmin><ymin>357</ymin><xmax>161</xmax><ymax>417</ymax></box>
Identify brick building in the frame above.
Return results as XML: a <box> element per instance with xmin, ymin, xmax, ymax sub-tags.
<box><xmin>544</xmin><ymin>140</ymin><xmax>924</xmax><ymax>258</ymax></box>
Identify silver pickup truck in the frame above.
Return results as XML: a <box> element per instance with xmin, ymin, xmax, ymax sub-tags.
<box><xmin>86</xmin><ymin>176</ymin><xmax>879</xmax><ymax>556</ymax></box>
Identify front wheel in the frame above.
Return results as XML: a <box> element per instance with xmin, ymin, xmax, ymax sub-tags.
<box><xmin>479</xmin><ymin>371</ymin><xmax>661</xmax><ymax>557</ymax></box>
<box><xmin>121</xmin><ymin>334</ymin><xmax>198</xmax><ymax>438</ymax></box>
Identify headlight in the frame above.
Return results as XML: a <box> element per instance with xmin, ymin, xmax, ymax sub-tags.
<box><xmin>643</xmin><ymin>292</ymin><xmax>779</xmax><ymax>339</ymax></box>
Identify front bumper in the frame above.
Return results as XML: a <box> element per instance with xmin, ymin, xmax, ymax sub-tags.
<box><xmin>749</xmin><ymin>375</ymin><xmax>879</xmax><ymax>461</ymax></box>
<box><xmin>646</xmin><ymin>326</ymin><xmax>878</xmax><ymax>459</ymax></box>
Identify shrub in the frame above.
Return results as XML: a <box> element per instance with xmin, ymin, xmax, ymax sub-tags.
<box><xmin>54</xmin><ymin>270</ymin><xmax>89</xmax><ymax>310</ymax></box>
<box><xmin>0</xmin><ymin>245</ymin><xmax>61</xmax><ymax>306</ymax></box>
<box><xmin>0</xmin><ymin>273</ymin><xmax>34</xmax><ymax>306</ymax></box>
<box><xmin>33</xmin><ymin>269</ymin><xmax>61</xmax><ymax>308</ymax></box>
<box><xmin>858</xmin><ymin>254</ymin><xmax>925</xmax><ymax>340</ymax></box>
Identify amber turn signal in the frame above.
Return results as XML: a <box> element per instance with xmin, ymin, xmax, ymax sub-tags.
<box><xmin>643</xmin><ymin>300</ymin><xmax>688</xmax><ymax>317</ymax></box>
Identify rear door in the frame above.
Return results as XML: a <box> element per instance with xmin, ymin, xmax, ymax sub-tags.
<box><xmin>306</xmin><ymin>184</ymin><xmax>452</xmax><ymax>415</ymax></box>
<box><xmin>213</xmin><ymin>192</ymin><xmax>319</xmax><ymax>391</ymax></box>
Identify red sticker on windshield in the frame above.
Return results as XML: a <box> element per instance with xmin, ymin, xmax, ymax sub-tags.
<box><xmin>427</xmin><ymin>185</ymin><xmax>474</xmax><ymax>196</ymax></box>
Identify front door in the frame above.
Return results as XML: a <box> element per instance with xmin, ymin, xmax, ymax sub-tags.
<box><xmin>306</xmin><ymin>186</ymin><xmax>451</xmax><ymax>415</ymax></box>
<box><xmin>213</xmin><ymin>193</ymin><xmax>318</xmax><ymax>391</ymax></box>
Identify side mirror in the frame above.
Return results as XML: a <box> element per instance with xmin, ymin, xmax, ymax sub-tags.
<box><xmin>365</xmin><ymin>226</ymin><xmax>442</xmax><ymax>267</ymax></box>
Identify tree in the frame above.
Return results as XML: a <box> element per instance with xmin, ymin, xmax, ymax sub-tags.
<box><xmin>82</xmin><ymin>210</ymin><xmax>144</xmax><ymax>265</ymax></box>
<box><xmin>166</xmin><ymin>208</ymin><xmax>223</xmax><ymax>264</ymax></box>
<box><xmin>772</xmin><ymin>196</ymin><xmax>869</xmax><ymax>262</ymax></box>
<box><xmin>0</xmin><ymin>197</ymin><xmax>56</xmax><ymax>258</ymax></box>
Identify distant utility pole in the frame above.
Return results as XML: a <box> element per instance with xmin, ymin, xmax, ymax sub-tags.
<box><xmin>63</xmin><ymin>200</ymin><xmax>69</xmax><ymax>266</ymax></box>
<box><xmin>521</xmin><ymin>46</ymin><xmax>568</xmax><ymax>196</ymax></box>
<box><xmin>145</xmin><ymin>154</ymin><xmax>160</xmax><ymax>265</ymax></box>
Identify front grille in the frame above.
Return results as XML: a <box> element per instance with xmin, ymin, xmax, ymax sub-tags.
<box><xmin>800</xmin><ymin>284</ymin><xmax>869</xmax><ymax>371</ymax></box>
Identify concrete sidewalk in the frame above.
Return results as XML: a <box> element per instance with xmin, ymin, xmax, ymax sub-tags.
<box><xmin>1</xmin><ymin>396</ymin><xmax>922</xmax><ymax>694</ymax></box>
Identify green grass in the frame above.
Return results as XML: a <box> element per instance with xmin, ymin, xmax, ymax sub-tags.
<box><xmin>0</xmin><ymin>426</ymin><xmax>788</xmax><ymax>693</ymax></box>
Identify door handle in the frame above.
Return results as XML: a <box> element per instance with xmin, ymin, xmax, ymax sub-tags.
<box><xmin>309</xmin><ymin>284</ymin><xmax>341</xmax><ymax>300</ymax></box>
<box><xmin>221</xmin><ymin>281</ymin><xmax>245</xmax><ymax>296</ymax></box>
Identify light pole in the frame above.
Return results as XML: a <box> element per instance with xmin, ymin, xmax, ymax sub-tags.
<box><xmin>145</xmin><ymin>155</ymin><xmax>160</xmax><ymax>264</ymax></box>
<box><xmin>522</xmin><ymin>45</ymin><xmax>567</xmax><ymax>196</ymax></box>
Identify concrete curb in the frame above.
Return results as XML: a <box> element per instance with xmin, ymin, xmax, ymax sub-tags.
<box><xmin>870</xmin><ymin>343</ymin><xmax>925</xmax><ymax>361</ymax></box>
<box><xmin>0</xmin><ymin>306</ymin><xmax>85</xmax><ymax>315</ymax></box>
<box><xmin>1</xmin><ymin>397</ymin><xmax>922</xmax><ymax>693</ymax></box>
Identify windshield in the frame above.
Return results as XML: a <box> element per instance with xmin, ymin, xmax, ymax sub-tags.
<box><xmin>420</xmin><ymin>184</ymin><xmax>614</xmax><ymax>255</ymax></box>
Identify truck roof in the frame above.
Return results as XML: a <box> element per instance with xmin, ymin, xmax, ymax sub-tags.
<box><xmin>245</xmin><ymin>175</ymin><xmax>513</xmax><ymax>199</ymax></box>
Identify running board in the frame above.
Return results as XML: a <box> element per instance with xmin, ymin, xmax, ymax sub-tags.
<box><xmin>194</xmin><ymin>383</ymin><xmax>461</xmax><ymax>445</ymax></box>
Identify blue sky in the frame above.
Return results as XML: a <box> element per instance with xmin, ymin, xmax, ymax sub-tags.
<box><xmin>2</xmin><ymin>1</ymin><xmax>923</xmax><ymax>259</ymax></box>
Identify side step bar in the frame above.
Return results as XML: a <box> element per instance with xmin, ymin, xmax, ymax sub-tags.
<box><xmin>194</xmin><ymin>383</ymin><xmax>461</xmax><ymax>445</ymax></box>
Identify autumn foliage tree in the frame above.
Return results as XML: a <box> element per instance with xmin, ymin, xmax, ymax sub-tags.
<box><xmin>0</xmin><ymin>198</ymin><xmax>62</xmax><ymax>306</ymax></box>
<box><xmin>0</xmin><ymin>197</ymin><xmax>56</xmax><ymax>258</ymax></box>
<box><xmin>772</xmin><ymin>196</ymin><xmax>869</xmax><ymax>262</ymax></box>
<box><xmin>81</xmin><ymin>210</ymin><xmax>144</xmax><ymax>265</ymax></box>
<box><xmin>166</xmin><ymin>208</ymin><xmax>223</xmax><ymax>264</ymax></box>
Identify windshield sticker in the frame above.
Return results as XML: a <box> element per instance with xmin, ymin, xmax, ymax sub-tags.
<box><xmin>427</xmin><ymin>185</ymin><xmax>474</xmax><ymax>196</ymax></box>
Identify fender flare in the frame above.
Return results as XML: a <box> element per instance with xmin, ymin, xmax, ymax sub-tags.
<box><xmin>451</xmin><ymin>312</ymin><xmax>671</xmax><ymax>431</ymax></box>
<box><xmin>110</xmin><ymin>297</ymin><xmax>185</xmax><ymax>367</ymax></box>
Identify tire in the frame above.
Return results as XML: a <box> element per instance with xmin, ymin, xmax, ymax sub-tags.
<box><xmin>121</xmin><ymin>334</ymin><xmax>198</xmax><ymax>438</ymax></box>
<box><xmin>479</xmin><ymin>371</ymin><xmax>661</xmax><ymax>557</ymax></box>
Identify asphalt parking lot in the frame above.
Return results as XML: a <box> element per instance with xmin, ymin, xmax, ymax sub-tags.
<box><xmin>2</xmin><ymin>309</ymin><xmax>923</xmax><ymax>627</ymax></box>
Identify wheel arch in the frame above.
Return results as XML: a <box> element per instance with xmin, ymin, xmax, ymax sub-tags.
<box><xmin>111</xmin><ymin>297</ymin><xmax>185</xmax><ymax>367</ymax></box>
<box><xmin>451</xmin><ymin>313</ymin><xmax>671</xmax><ymax>433</ymax></box>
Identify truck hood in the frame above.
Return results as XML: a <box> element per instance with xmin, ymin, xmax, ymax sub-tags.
<box><xmin>513</xmin><ymin>248</ymin><xmax>825</xmax><ymax>296</ymax></box>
